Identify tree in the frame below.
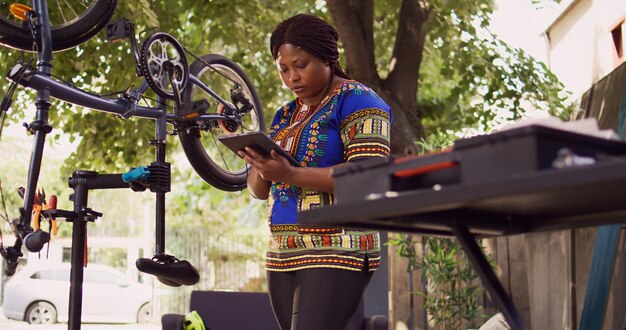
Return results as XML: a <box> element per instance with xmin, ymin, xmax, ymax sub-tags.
<box><xmin>0</xmin><ymin>0</ymin><xmax>573</xmax><ymax>243</ymax></box>
<box><xmin>0</xmin><ymin>0</ymin><xmax>572</xmax><ymax>246</ymax></box>
<box><xmin>328</xmin><ymin>0</ymin><xmax>570</xmax><ymax>154</ymax></box>
<box><xmin>1</xmin><ymin>0</ymin><xmax>571</xmax><ymax>170</ymax></box>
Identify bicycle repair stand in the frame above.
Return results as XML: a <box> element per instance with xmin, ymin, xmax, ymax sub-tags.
<box><xmin>9</xmin><ymin>3</ymin><xmax>198</xmax><ymax>326</ymax></box>
<box><xmin>46</xmin><ymin>144</ymin><xmax>198</xmax><ymax>330</ymax></box>
<box><xmin>46</xmin><ymin>169</ymin><xmax>148</xmax><ymax>330</ymax></box>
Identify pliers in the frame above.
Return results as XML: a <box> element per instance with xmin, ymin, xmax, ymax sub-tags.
<box><xmin>31</xmin><ymin>188</ymin><xmax>57</xmax><ymax>235</ymax></box>
<box><xmin>31</xmin><ymin>189</ymin><xmax>44</xmax><ymax>231</ymax></box>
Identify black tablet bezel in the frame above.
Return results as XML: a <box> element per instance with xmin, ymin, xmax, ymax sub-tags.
<box><xmin>218</xmin><ymin>132</ymin><xmax>301</xmax><ymax>167</ymax></box>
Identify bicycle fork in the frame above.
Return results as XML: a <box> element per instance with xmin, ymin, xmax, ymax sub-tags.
<box><xmin>17</xmin><ymin>0</ymin><xmax>54</xmax><ymax>253</ymax></box>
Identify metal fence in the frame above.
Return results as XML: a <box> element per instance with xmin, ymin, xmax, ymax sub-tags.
<box><xmin>152</xmin><ymin>228</ymin><xmax>268</xmax><ymax>316</ymax></box>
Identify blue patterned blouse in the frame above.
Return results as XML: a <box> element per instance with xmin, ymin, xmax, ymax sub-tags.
<box><xmin>265</xmin><ymin>80</ymin><xmax>392</xmax><ymax>272</ymax></box>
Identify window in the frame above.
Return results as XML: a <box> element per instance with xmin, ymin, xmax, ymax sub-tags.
<box><xmin>31</xmin><ymin>268</ymin><xmax>70</xmax><ymax>281</ymax></box>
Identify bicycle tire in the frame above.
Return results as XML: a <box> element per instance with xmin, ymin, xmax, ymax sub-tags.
<box><xmin>178</xmin><ymin>54</ymin><xmax>265</xmax><ymax>191</ymax></box>
<box><xmin>0</xmin><ymin>0</ymin><xmax>117</xmax><ymax>52</ymax></box>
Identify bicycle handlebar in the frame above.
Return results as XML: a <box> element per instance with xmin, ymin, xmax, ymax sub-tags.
<box><xmin>9</xmin><ymin>207</ymin><xmax>50</xmax><ymax>253</ymax></box>
<box><xmin>23</xmin><ymin>229</ymin><xmax>51</xmax><ymax>252</ymax></box>
<box><xmin>0</xmin><ymin>207</ymin><xmax>49</xmax><ymax>276</ymax></box>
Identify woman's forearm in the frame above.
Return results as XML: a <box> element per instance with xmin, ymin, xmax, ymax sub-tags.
<box><xmin>247</xmin><ymin>167</ymin><xmax>271</xmax><ymax>199</ymax></box>
<box><xmin>283</xmin><ymin>166</ymin><xmax>334</xmax><ymax>194</ymax></box>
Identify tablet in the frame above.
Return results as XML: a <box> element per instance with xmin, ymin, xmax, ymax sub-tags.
<box><xmin>218</xmin><ymin>131</ymin><xmax>301</xmax><ymax>167</ymax></box>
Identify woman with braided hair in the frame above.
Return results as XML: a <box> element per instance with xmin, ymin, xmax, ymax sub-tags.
<box><xmin>239</xmin><ymin>13</ymin><xmax>392</xmax><ymax>330</ymax></box>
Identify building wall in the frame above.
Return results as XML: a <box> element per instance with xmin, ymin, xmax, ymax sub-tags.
<box><xmin>545</xmin><ymin>0</ymin><xmax>625</xmax><ymax>100</ymax></box>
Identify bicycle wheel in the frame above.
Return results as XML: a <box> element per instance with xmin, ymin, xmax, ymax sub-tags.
<box><xmin>178</xmin><ymin>54</ymin><xmax>265</xmax><ymax>191</ymax></box>
<box><xmin>0</xmin><ymin>0</ymin><xmax>117</xmax><ymax>52</ymax></box>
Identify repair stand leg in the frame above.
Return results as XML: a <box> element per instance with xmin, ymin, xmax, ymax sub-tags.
<box><xmin>67</xmin><ymin>172</ymin><xmax>91</xmax><ymax>330</ymax></box>
<box><xmin>451</xmin><ymin>222</ymin><xmax>527</xmax><ymax>330</ymax></box>
<box><xmin>66</xmin><ymin>171</ymin><xmax>127</xmax><ymax>330</ymax></box>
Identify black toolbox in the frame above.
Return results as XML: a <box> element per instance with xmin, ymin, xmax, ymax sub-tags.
<box><xmin>332</xmin><ymin>125</ymin><xmax>626</xmax><ymax>204</ymax></box>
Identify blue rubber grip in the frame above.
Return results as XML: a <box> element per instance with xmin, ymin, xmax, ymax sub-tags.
<box><xmin>122</xmin><ymin>166</ymin><xmax>150</xmax><ymax>182</ymax></box>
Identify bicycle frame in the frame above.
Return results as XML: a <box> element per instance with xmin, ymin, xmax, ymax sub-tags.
<box><xmin>7</xmin><ymin>50</ymin><xmax>237</xmax><ymax>256</ymax></box>
<box><xmin>7</xmin><ymin>27</ymin><xmax>242</xmax><ymax>237</ymax></box>
<box><xmin>9</xmin><ymin>64</ymin><xmax>240</xmax><ymax>123</ymax></box>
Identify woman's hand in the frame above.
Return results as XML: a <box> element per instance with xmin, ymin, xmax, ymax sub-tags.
<box><xmin>239</xmin><ymin>147</ymin><xmax>296</xmax><ymax>183</ymax></box>
<box><xmin>240</xmin><ymin>147</ymin><xmax>335</xmax><ymax>194</ymax></box>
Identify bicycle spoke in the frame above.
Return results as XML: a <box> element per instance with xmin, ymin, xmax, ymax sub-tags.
<box><xmin>46</xmin><ymin>0</ymin><xmax>92</xmax><ymax>25</ymax></box>
<box><xmin>0</xmin><ymin>180</ymin><xmax>10</xmax><ymax>224</ymax></box>
<box><xmin>64</xmin><ymin>0</ymin><xmax>78</xmax><ymax>20</ymax></box>
<box><xmin>209</xmin><ymin>130</ymin><xmax>232</xmax><ymax>171</ymax></box>
<box><xmin>177</xmin><ymin>53</ymin><xmax>263</xmax><ymax>190</ymax></box>
<box><xmin>56</xmin><ymin>0</ymin><xmax>67</xmax><ymax>23</ymax></box>
<box><xmin>0</xmin><ymin>110</ymin><xmax>6</xmax><ymax>140</ymax></box>
<box><xmin>1</xmin><ymin>0</ymin><xmax>116</xmax><ymax>51</ymax></box>
<box><xmin>194</xmin><ymin>65</ymin><xmax>258</xmax><ymax>172</ymax></box>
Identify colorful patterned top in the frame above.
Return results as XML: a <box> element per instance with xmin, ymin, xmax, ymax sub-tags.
<box><xmin>265</xmin><ymin>80</ymin><xmax>392</xmax><ymax>272</ymax></box>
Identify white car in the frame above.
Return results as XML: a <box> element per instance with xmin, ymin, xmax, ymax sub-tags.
<box><xmin>2</xmin><ymin>263</ymin><xmax>152</xmax><ymax>324</ymax></box>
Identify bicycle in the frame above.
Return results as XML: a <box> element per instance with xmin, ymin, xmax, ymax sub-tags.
<box><xmin>0</xmin><ymin>1</ymin><xmax>265</xmax><ymax>327</ymax></box>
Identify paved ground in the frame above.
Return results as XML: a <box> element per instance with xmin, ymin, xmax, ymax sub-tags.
<box><xmin>0</xmin><ymin>313</ymin><xmax>160</xmax><ymax>330</ymax></box>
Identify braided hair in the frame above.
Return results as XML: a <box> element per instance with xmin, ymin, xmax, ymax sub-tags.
<box><xmin>270</xmin><ymin>14</ymin><xmax>350</xmax><ymax>79</ymax></box>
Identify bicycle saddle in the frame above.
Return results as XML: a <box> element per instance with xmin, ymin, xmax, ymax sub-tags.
<box><xmin>136</xmin><ymin>254</ymin><xmax>199</xmax><ymax>287</ymax></box>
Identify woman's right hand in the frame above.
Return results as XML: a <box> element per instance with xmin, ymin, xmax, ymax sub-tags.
<box><xmin>239</xmin><ymin>148</ymin><xmax>296</xmax><ymax>183</ymax></box>
<box><xmin>240</xmin><ymin>147</ymin><xmax>291</xmax><ymax>200</ymax></box>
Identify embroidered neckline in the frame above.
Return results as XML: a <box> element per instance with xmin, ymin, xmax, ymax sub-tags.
<box><xmin>295</xmin><ymin>80</ymin><xmax>356</xmax><ymax>112</ymax></box>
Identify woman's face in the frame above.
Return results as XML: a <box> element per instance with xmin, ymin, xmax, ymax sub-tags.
<box><xmin>275</xmin><ymin>43</ymin><xmax>331</xmax><ymax>104</ymax></box>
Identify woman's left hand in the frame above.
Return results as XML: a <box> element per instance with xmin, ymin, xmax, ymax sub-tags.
<box><xmin>239</xmin><ymin>147</ymin><xmax>296</xmax><ymax>183</ymax></box>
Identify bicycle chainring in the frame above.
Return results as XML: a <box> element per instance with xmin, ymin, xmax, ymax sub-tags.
<box><xmin>140</xmin><ymin>32</ymin><xmax>189</xmax><ymax>99</ymax></box>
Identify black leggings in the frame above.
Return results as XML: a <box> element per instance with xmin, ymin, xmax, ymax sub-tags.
<box><xmin>267</xmin><ymin>268</ymin><xmax>373</xmax><ymax>330</ymax></box>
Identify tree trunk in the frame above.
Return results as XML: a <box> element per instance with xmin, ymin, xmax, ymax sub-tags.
<box><xmin>327</xmin><ymin>0</ymin><xmax>429</xmax><ymax>155</ymax></box>
<box><xmin>327</xmin><ymin>1</ymin><xmax>432</xmax><ymax>327</ymax></box>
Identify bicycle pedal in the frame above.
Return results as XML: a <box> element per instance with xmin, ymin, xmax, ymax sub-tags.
<box><xmin>106</xmin><ymin>18</ymin><xmax>134</xmax><ymax>43</ymax></box>
<box><xmin>178</xmin><ymin>99</ymin><xmax>209</xmax><ymax>119</ymax></box>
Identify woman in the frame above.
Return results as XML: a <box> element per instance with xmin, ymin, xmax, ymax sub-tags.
<box><xmin>239</xmin><ymin>14</ymin><xmax>392</xmax><ymax>330</ymax></box>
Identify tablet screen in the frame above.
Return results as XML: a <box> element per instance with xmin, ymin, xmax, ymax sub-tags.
<box><xmin>218</xmin><ymin>132</ymin><xmax>300</xmax><ymax>167</ymax></box>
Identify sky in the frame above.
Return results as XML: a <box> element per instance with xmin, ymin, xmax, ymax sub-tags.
<box><xmin>489</xmin><ymin>0</ymin><xmax>562</xmax><ymax>64</ymax></box>
<box><xmin>487</xmin><ymin>0</ymin><xmax>570</xmax><ymax>123</ymax></box>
